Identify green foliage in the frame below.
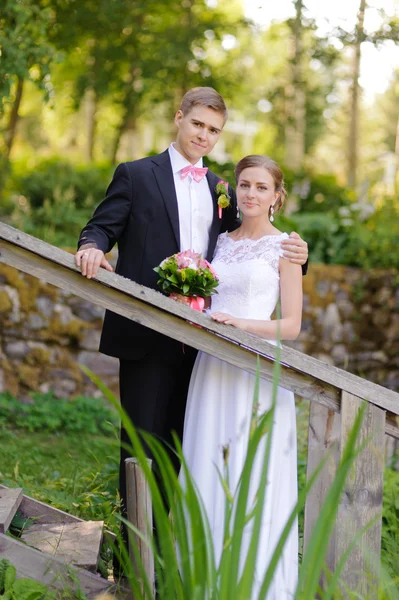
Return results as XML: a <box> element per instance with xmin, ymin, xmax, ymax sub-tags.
<box><xmin>0</xmin><ymin>391</ymin><xmax>118</xmax><ymax>434</ymax></box>
<box><xmin>0</xmin><ymin>557</ymin><xmax>55</xmax><ymax>600</ymax></box>
<box><xmin>0</xmin><ymin>427</ymin><xmax>119</xmax><ymax>526</ymax></box>
<box><xmin>288</xmin><ymin>196</ymin><xmax>399</xmax><ymax>270</ymax></box>
<box><xmin>10</xmin><ymin>189</ymin><xmax>93</xmax><ymax>248</ymax></box>
<box><xmin>293</xmin><ymin>172</ymin><xmax>353</xmax><ymax>213</ymax></box>
<box><xmin>381</xmin><ymin>468</ymin><xmax>399</xmax><ymax>585</ymax></box>
<box><xmin>0</xmin><ymin>560</ymin><xmax>11</xmax><ymax>594</ymax></box>
<box><xmin>3</xmin><ymin>152</ymin><xmax>399</xmax><ymax>268</ymax></box>
<box><xmin>3</xmin><ymin>158</ymin><xmax>114</xmax><ymax>246</ymax></box>
<box><xmin>11</xmin><ymin>158</ymin><xmax>113</xmax><ymax>209</ymax></box>
<box><xmin>205</xmin><ymin>157</ymin><xmax>236</xmax><ymax>185</ymax></box>
<box><xmin>2</xmin><ymin>387</ymin><xmax>399</xmax><ymax>594</ymax></box>
<box><xmin>0</xmin><ymin>0</ymin><xmax>58</xmax><ymax>111</ymax></box>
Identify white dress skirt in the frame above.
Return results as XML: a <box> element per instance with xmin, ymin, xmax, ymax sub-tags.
<box><xmin>182</xmin><ymin>232</ymin><xmax>298</xmax><ymax>599</ymax></box>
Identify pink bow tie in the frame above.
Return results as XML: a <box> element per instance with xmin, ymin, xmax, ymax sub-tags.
<box><xmin>180</xmin><ymin>165</ymin><xmax>208</xmax><ymax>183</ymax></box>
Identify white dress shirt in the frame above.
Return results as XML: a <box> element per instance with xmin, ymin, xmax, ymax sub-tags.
<box><xmin>168</xmin><ymin>143</ymin><xmax>213</xmax><ymax>257</ymax></box>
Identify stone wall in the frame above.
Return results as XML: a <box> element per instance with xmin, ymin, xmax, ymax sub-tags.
<box><xmin>0</xmin><ymin>261</ymin><xmax>398</xmax><ymax>400</ymax></box>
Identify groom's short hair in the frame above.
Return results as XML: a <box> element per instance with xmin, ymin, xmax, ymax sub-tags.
<box><xmin>179</xmin><ymin>87</ymin><xmax>228</xmax><ymax>122</ymax></box>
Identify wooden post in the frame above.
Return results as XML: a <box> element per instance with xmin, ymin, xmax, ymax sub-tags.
<box><xmin>303</xmin><ymin>393</ymin><xmax>386</xmax><ymax>597</ymax></box>
<box><xmin>333</xmin><ymin>391</ymin><xmax>385</xmax><ymax>596</ymax></box>
<box><xmin>303</xmin><ymin>402</ymin><xmax>341</xmax><ymax>570</ymax></box>
<box><xmin>125</xmin><ymin>458</ymin><xmax>154</xmax><ymax>597</ymax></box>
<box><xmin>385</xmin><ymin>436</ymin><xmax>399</xmax><ymax>469</ymax></box>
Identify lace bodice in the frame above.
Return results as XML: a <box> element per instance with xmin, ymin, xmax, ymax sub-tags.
<box><xmin>210</xmin><ymin>231</ymin><xmax>288</xmax><ymax>320</ymax></box>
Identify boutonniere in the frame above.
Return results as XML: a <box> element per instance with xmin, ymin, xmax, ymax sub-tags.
<box><xmin>216</xmin><ymin>180</ymin><xmax>231</xmax><ymax>219</ymax></box>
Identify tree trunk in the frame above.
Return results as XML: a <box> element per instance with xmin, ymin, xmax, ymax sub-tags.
<box><xmin>285</xmin><ymin>0</ymin><xmax>305</xmax><ymax>172</ymax></box>
<box><xmin>347</xmin><ymin>0</ymin><xmax>366</xmax><ymax>188</ymax></box>
<box><xmin>84</xmin><ymin>88</ymin><xmax>97</xmax><ymax>162</ymax></box>
<box><xmin>111</xmin><ymin>106</ymin><xmax>139</xmax><ymax>163</ymax></box>
<box><xmin>111</xmin><ymin>99</ymin><xmax>138</xmax><ymax>164</ymax></box>
<box><xmin>5</xmin><ymin>77</ymin><xmax>24</xmax><ymax>158</ymax></box>
<box><xmin>180</xmin><ymin>0</ymin><xmax>195</xmax><ymax>97</ymax></box>
<box><xmin>395</xmin><ymin>114</ymin><xmax>399</xmax><ymax>194</ymax></box>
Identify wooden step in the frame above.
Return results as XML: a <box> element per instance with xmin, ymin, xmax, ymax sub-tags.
<box><xmin>0</xmin><ymin>487</ymin><xmax>23</xmax><ymax>533</ymax></box>
<box><xmin>0</xmin><ymin>532</ymin><xmax>120</xmax><ymax>599</ymax></box>
<box><xmin>21</xmin><ymin>520</ymin><xmax>104</xmax><ymax>572</ymax></box>
<box><xmin>0</xmin><ymin>484</ymin><xmax>116</xmax><ymax>545</ymax></box>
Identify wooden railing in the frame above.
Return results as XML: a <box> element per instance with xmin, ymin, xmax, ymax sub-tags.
<box><xmin>1</xmin><ymin>222</ymin><xmax>398</xmax><ymax>597</ymax></box>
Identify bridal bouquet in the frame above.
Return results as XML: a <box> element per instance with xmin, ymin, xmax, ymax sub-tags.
<box><xmin>154</xmin><ymin>250</ymin><xmax>219</xmax><ymax>310</ymax></box>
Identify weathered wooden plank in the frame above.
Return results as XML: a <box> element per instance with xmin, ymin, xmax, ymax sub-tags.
<box><xmin>385</xmin><ymin>436</ymin><xmax>399</xmax><ymax>469</ymax></box>
<box><xmin>1</xmin><ymin>222</ymin><xmax>398</xmax><ymax>417</ymax></box>
<box><xmin>304</xmin><ymin>395</ymin><xmax>386</xmax><ymax>596</ymax></box>
<box><xmin>303</xmin><ymin>403</ymin><xmax>341</xmax><ymax>569</ymax></box>
<box><xmin>332</xmin><ymin>392</ymin><xmax>385</xmax><ymax>597</ymax></box>
<box><xmin>0</xmin><ymin>487</ymin><xmax>23</xmax><ymax>533</ymax></box>
<box><xmin>125</xmin><ymin>458</ymin><xmax>154</xmax><ymax>598</ymax></box>
<box><xmin>21</xmin><ymin>521</ymin><xmax>104</xmax><ymax>571</ymax></box>
<box><xmin>0</xmin><ymin>485</ymin><xmax>116</xmax><ymax>545</ymax></box>
<box><xmin>1</xmin><ymin>232</ymin><xmax>398</xmax><ymax>441</ymax></box>
<box><xmin>0</xmin><ymin>235</ymin><xmax>341</xmax><ymax>415</ymax></box>
<box><xmin>386</xmin><ymin>413</ymin><xmax>399</xmax><ymax>439</ymax></box>
<box><xmin>0</xmin><ymin>533</ymin><xmax>114</xmax><ymax>599</ymax></box>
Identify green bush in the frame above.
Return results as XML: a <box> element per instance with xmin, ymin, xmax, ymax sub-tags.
<box><xmin>288</xmin><ymin>197</ymin><xmax>399</xmax><ymax>270</ymax></box>
<box><xmin>205</xmin><ymin>157</ymin><xmax>236</xmax><ymax>185</ymax></box>
<box><xmin>10</xmin><ymin>185</ymin><xmax>94</xmax><ymax>248</ymax></box>
<box><xmin>3</xmin><ymin>155</ymin><xmax>398</xmax><ymax>270</ymax></box>
<box><xmin>11</xmin><ymin>157</ymin><xmax>113</xmax><ymax>209</ymax></box>
<box><xmin>0</xmin><ymin>391</ymin><xmax>118</xmax><ymax>434</ymax></box>
<box><xmin>3</xmin><ymin>158</ymin><xmax>115</xmax><ymax>247</ymax></box>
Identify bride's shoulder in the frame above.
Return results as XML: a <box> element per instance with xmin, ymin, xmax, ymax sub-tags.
<box><xmin>261</xmin><ymin>231</ymin><xmax>289</xmax><ymax>245</ymax></box>
<box><xmin>217</xmin><ymin>231</ymin><xmax>229</xmax><ymax>244</ymax></box>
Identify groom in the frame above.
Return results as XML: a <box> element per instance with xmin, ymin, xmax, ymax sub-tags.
<box><xmin>75</xmin><ymin>87</ymin><xmax>308</xmax><ymax>520</ymax></box>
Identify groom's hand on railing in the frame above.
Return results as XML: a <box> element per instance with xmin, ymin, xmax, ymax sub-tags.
<box><xmin>75</xmin><ymin>246</ymin><xmax>114</xmax><ymax>279</ymax></box>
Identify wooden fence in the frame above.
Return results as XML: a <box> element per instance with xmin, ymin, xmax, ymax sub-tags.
<box><xmin>1</xmin><ymin>222</ymin><xmax>399</xmax><ymax>597</ymax></box>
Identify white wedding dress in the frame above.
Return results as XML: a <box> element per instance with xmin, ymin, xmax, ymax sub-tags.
<box><xmin>182</xmin><ymin>232</ymin><xmax>298</xmax><ymax>599</ymax></box>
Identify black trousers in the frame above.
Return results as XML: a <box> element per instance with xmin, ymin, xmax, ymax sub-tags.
<box><xmin>118</xmin><ymin>342</ymin><xmax>198</xmax><ymax>522</ymax></box>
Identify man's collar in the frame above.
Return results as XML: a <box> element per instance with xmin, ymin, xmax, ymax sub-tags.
<box><xmin>168</xmin><ymin>143</ymin><xmax>203</xmax><ymax>174</ymax></box>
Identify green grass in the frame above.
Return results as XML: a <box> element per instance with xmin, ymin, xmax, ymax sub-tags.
<box><xmin>1</xmin><ymin>391</ymin><xmax>399</xmax><ymax>595</ymax></box>
<box><xmin>0</xmin><ymin>394</ymin><xmax>309</xmax><ymax>531</ymax></box>
<box><xmin>0</xmin><ymin>423</ymin><xmax>120</xmax><ymax>528</ymax></box>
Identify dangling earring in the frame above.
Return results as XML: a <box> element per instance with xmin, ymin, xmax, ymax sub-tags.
<box><xmin>270</xmin><ymin>205</ymin><xmax>275</xmax><ymax>222</ymax></box>
<box><xmin>237</xmin><ymin>204</ymin><xmax>241</xmax><ymax>219</ymax></box>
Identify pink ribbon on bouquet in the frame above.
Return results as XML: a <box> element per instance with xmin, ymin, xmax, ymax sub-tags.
<box><xmin>189</xmin><ymin>296</ymin><xmax>205</xmax><ymax>329</ymax></box>
<box><xmin>189</xmin><ymin>297</ymin><xmax>205</xmax><ymax>312</ymax></box>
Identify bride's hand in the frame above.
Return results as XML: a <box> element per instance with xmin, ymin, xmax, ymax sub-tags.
<box><xmin>211</xmin><ymin>312</ymin><xmax>245</xmax><ymax>329</ymax></box>
<box><xmin>169</xmin><ymin>293</ymin><xmax>192</xmax><ymax>306</ymax></box>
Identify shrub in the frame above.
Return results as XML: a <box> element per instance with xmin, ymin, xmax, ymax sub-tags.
<box><xmin>11</xmin><ymin>157</ymin><xmax>113</xmax><ymax>209</ymax></box>
<box><xmin>0</xmin><ymin>391</ymin><xmax>118</xmax><ymax>434</ymax></box>
<box><xmin>288</xmin><ymin>197</ymin><xmax>399</xmax><ymax>270</ymax></box>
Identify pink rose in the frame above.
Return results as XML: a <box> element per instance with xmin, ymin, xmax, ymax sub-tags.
<box><xmin>209</xmin><ymin>265</ymin><xmax>218</xmax><ymax>279</ymax></box>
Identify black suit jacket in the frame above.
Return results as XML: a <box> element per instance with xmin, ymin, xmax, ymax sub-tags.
<box><xmin>78</xmin><ymin>150</ymin><xmax>241</xmax><ymax>360</ymax></box>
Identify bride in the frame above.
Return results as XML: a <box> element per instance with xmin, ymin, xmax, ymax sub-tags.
<box><xmin>181</xmin><ymin>154</ymin><xmax>303</xmax><ymax>599</ymax></box>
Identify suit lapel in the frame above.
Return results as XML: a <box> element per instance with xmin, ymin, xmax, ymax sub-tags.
<box><xmin>152</xmin><ymin>151</ymin><xmax>180</xmax><ymax>249</ymax></box>
<box><xmin>206</xmin><ymin>170</ymin><xmax>221</xmax><ymax>262</ymax></box>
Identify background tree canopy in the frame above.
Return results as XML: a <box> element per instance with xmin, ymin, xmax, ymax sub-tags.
<box><xmin>0</xmin><ymin>0</ymin><xmax>398</xmax><ymax>267</ymax></box>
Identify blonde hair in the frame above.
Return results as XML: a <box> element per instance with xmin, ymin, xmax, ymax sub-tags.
<box><xmin>235</xmin><ymin>155</ymin><xmax>287</xmax><ymax>213</ymax></box>
<box><xmin>179</xmin><ymin>87</ymin><xmax>228</xmax><ymax>122</ymax></box>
